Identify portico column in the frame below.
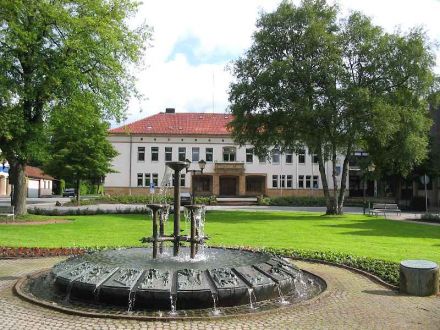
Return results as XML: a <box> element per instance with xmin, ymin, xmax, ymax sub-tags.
<box><xmin>238</xmin><ymin>175</ymin><xmax>246</xmax><ymax>196</ymax></box>
<box><xmin>6</xmin><ymin>178</ymin><xmax>11</xmax><ymax>196</ymax></box>
<box><xmin>0</xmin><ymin>176</ymin><xmax>6</xmax><ymax>196</ymax></box>
<box><xmin>213</xmin><ymin>175</ymin><xmax>220</xmax><ymax>196</ymax></box>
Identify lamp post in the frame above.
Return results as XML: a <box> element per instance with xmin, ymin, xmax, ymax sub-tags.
<box><xmin>185</xmin><ymin>159</ymin><xmax>206</xmax><ymax>205</ymax></box>
<box><xmin>362</xmin><ymin>163</ymin><xmax>376</xmax><ymax>214</ymax></box>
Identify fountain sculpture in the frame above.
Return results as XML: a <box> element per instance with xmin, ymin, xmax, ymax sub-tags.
<box><xmin>16</xmin><ymin>161</ymin><xmax>325</xmax><ymax>318</ymax></box>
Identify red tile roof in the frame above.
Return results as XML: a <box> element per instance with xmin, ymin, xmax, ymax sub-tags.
<box><xmin>25</xmin><ymin>166</ymin><xmax>54</xmax><ymax>180</ymax></box>
<box><xmin>109</xmin><ymin>113</ymin><xmax>233</xmax><ymax>136</ymax></box>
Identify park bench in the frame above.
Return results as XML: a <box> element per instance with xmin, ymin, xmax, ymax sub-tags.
<box><xmin>0</xmin><ymin>206</ymin><xmax>15</xmax><ymax>222</ymax></box>
<box><xmin>369</xmin><ymin>203</ymin><xmax>401</xmax><ymax>217</ymax></box>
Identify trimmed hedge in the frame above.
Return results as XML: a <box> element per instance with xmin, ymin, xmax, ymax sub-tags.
<box><xmin>262</xmin><ymin>248</ymin><xmax>400</xmax><ymax>286</ymax></box>
<box><xmin>420</xmin><ymin>212</ymin><xmax>440</xmax><ymax>223</ymax></box>
<box><xmin>194</xmin><ymin>195</ymin><xmax>217</xmax><ymax>205</ymax></box>
<box><xmin>65</xmin><ymin>195</ymin><xmax>173</xmax><ymax>206</ymax></box>
<box><xmin>267</xmin><ymin>196</ymin><xmax>327</xmax><ymax>207</ymax></box>
<box><xmin>0</xmin><ymin>244</ymin><xmax>400</xmax><ymax>287</ymax></box>
<box><xmin>29</xmin><ymin>206</ymin><xmax>149</xmax><ymax>216</ymax></box>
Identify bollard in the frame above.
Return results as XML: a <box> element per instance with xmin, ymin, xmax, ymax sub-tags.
<box><xmin>400</xmin><ymin>260</ymin><xmax>439</xmax><ymax>296</ymax></box>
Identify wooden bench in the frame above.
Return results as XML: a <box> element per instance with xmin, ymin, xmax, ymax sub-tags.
<box><xmin>369</xmin><ymin>203</ymin><xmax>401</xmax><ymax>217</ymax></box>
<box><xmin>0</xmin><ymin>206</ymin><xmax>15</xmax><ymax>222</ymax></box>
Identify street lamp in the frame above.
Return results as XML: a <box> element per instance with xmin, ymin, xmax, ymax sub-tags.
<box><xmin>185</xmin><ymin>159</ymin><xmax>206</xmax><ymax>204</ymax></box>
<box><xmin>363</xmin><ymin>163</ymin><xmax>376</xmax><ymax>214</ymax></box>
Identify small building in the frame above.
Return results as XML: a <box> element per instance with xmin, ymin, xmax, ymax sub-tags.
<box><xmin>25</xmin><ymin>166</ymin><xmax>54</xmax><ymax>198</ymax></box>
<box><xmin>105</xmin><ymin>109</ymin><xmax>346</xmax><ymax>197</ymax></box>
<box><xmin>0</xmin><ymin>163</ymin><xmax>54</xmax><ymax>198</ymax></box>
<box><xmin>0</xmin><ymin>163</ymin><xmax>11</xmax><ymax>197</ymax></box>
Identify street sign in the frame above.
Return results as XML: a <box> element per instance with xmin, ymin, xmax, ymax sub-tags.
<box><xmin>420</xmin><ymin>175</ymin><xmax>430</xmax><ymax>185</ymax></box>
<box><xmin>149</xmin><ymin>182</ymin><xmax>155</xmax><ymax>194</ymax></box>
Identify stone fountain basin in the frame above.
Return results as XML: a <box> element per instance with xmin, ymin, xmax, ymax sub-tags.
<box><xmin>50</xmin><ymin>247</ymin><xmax>319</xmax><ymax>310</ymax></box>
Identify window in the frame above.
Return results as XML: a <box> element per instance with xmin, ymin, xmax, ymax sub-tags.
<box><xmin>246</xmin><ymin>148</ymin><xmax>253</xmax><ymax>163</ymax></box>
<box><xmin>286</xmin><ymin>175</ymin><xmax>293</xmax><ymax>188</ymax></box>
<box><xmin>192</xmin><ymin>147</ymin><xmax>200</xmax><ymax>162</ymax></box>
<box><xmin>152</xmin><ymin>173</ymin><xmax>158</xmax><ymax>187</ymax></box>
<box><xmin>298</xmin><ymin>175</ymin><xmax>304</xmax><ymax>188</ymax></box>
<box><xmin>137</xmin><ymin>147</ymin><xmax>145</xmax><ymax>161</ymax></box>
<box><xmin>137</xmin><ymin>173</ymin><xmax>143</xmax><ymax>187</ymax></box>
<box><xmin>178</xmin><ymin>147</ymin><xmax>186</xmax><ymax>161</ymax></box>
<box><xmin>280</xmin><ymin>175</ymin><xmax>286</xmax><ymax>188</ymax></box>
<box><xmin>313</xmin><ymin>175</ymin><xmax>319</xmax><ymax>188</ymax></box>
<box><xmin>272</xmin><ymin>149</ymin><xmax>280</xmax><ymax>164</ymax></box>
<box><xmin>172</xmin><ymin>174</ymin><xmax>186</xmax><ymax>187</ymax></box>
<box><xmin>312</xmin><ymin>153</ymin><xmax>319</xmax><ymax>164</ymax></box>
<box><xmin>306</xmin><ymin>175</ymin><xmax>311</xmax><ymax>188</ymax></box>
<box><xmin>298</xmin><ymin>149</ymin><xmax>305</xmax><ymax>164</ymax></box>
<box><xmin>272</xmin><ymin>175</ymin><xmax>278</xmax><ymax>188</ymax></box>
<box><xmin>165</xmin><ymin>147</ymin><xmax>172</xmax><ymax>161</ymax></box>
<box><xmin>144</xmin><ymin>173</ymin><xmax>151</xmax><ymax>187</ymax></box>
<box><xmin>151</xmin><ymin>147</ymin><xmax>159</xmax><ymax>161</ymax></box>
<box><xmin>259</xmin><ymin>156</ymin><xmax>266</xmax><ymax>164</ymax></box>
<box><xmin>285</xmin><ymin>151</ymin><xmax>293</xmax><ymax>164</ymax></box>
<box><xmin>223</xmin><ymin>147</ymin><xmax>236</xmax><ymax>162</ymax></box>
<box><xmin>206</xmin><ymin>148</ymin><xmax>213</xmax><ymax>162</ymax></box>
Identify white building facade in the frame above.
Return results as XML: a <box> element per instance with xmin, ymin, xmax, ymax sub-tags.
<box><xmin>105</xmin><ymin>110</ymin><xmax>345</xmax><ymax>197</ymax></box>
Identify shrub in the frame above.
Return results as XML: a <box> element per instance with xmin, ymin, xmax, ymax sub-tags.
<box><xmin>420</xmin><ymin>212</ymin><xmax>440</xmax><ymax>223</ymax></box>
<box><xmin>28</xmin><ymin>206</ymin><xmax>149</xmax><ymax>216</ymax></box>
<box><xmin>261</xmin><ymin>247</ymin><xmax>400</xmax><ymax>286</ymax></box>
<box><xmin>257</xmin><ymin>195</ymin><xmax>270</xmax><ymax>206</ymax></box>
<box><xmin>194</xmin><ymin>195</ymin><xmax>217</xmax><ymax>205</ymax></box>
<box><xmin>268</xmin><ymin>196</ymin><xmax>326</xmax><ymax>207</ymax></box>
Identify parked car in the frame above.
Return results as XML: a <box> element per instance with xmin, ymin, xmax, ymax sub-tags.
<box><xmin>180</xmin><ymin>192</ymin><xmax>192</xmax><ymax>206</ymax></box>
<box><xmin>62</xmin><ymin>188</ymin><xmax>76</xmax><ymax>197</ymax></box>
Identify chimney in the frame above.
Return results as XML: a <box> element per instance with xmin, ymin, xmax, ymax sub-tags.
<box><xmin>165</xmin><ymin>108</ymin><xmax>175</xmax><ymax>114</ymax></box>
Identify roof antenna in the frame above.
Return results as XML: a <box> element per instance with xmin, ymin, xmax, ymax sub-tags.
<box><xmin>212</xmin><ymin>71</ymin><xmax>215</xmax><ymax>113</ymax></box>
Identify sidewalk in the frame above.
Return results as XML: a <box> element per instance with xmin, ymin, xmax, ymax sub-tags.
<box><xmin>1</xmin><ymin>257</ymin><xmax>439</xmax><ymax>329</ymax></box>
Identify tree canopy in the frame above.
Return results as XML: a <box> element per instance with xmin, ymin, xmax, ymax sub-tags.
<box><xmin>229</xmin><ymin>0</ymin><xmax>436</xmax><ymax>214</ymax></box>
<box><xmin>44</xmin><ymin>93</ymin><xmax>118</xmax><ymax>204</ymax></box>
<box><xmin>0</xmin><ymin>0</ymin><xmax>149</xmax><ymax>214</ymax></box>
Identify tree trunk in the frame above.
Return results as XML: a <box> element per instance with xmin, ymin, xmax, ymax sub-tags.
<box><xmin>317</xmin><ymin>148</ymin><xmax>335</xmax><ymax>214</ymax></box>
<box><xmin>337</xmin><ymin>151</ymin><xmax>351</xmax><ymax>214</ymax></box>
<box><xmin>331</xmin><ymin>147</ymin><xmax>339</xmax><ymax>214</ymax></box>
<box><xmin>9</xmin><ymin>160</ymin><xmax>27</xmax><ymax>215</ymax></box>
<box><xmin>76</xmin><ymin>178</ymin><xmax>80</xmax><ymax>206</ymax></box>
<box><xmin>394</xmin><ymin>175</ymin><xmax>402</xmax><ymax>204</ymax></box>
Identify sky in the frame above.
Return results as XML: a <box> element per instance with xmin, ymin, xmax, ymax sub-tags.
<box><xmin>121</xmin><ymin>0</ymin><xmax>440</xmax><ymax>125</ymax></box>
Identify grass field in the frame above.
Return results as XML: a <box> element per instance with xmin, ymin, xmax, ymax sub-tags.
<box><xmin>0</xmin><ymin>211</ymin><xmax>439</xmax><ymax>264</ymax></box>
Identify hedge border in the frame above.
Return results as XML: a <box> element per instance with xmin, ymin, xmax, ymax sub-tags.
<box><xmin>1</xmin><ymin>245</ymin><xmax>400</xmax><ymax>288</ymax></box>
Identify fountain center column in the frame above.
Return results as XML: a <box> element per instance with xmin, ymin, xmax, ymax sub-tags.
<box><xmin>165</xmin><ymin>161</ymin><xmax>188</xmax><ymax>257</ymax></box>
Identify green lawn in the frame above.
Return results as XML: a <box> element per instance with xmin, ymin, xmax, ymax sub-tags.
<box><xmin>0</xmin><ymin>211</ymin><xmax>439</xmax><ymax>264</ymax></box>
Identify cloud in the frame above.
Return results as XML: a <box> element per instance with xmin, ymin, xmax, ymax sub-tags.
<box><xmin>120</xmin><ymin>0</ymin><xmax>440</xmax><ymax>127</ymax></box>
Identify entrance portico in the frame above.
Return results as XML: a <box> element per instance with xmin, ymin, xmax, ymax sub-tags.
<box><xmin>0</xmin><ymin>174</ymin><xmax>11</xmax><ymax>197</ymax></box>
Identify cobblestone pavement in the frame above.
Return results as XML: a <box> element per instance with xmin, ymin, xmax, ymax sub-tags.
<box><xmin>0</xmin><ymin>257</ymin><xmax>439</xmax><ymax>329</ymax></box>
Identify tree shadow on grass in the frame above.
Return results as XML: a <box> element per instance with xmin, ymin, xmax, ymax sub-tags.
<box><xmin>203</xmin><ymin>211</ymin><xmax>341</xmax><ymax>223</ymax></box>
<box><xmin>319</xmin><ymin>219</ymin><xmax>440</xmax><ymax>240</ymax></box>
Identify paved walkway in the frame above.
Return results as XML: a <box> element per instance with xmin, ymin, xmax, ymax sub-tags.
<box><xmin>0</xmin><ymin>258</ymin><xmax>439</xmax><ymax>329</ymax></box>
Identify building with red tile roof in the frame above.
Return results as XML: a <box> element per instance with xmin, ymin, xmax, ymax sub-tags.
<box><xmin>109</xmin><ymin>112</ymin><xmax>233</xmax><ymax>136</ymax></box>
<box><xmin>105</xmin><ymin>108</ymin><xmax>343</xmax><ymax>198</ymax></box>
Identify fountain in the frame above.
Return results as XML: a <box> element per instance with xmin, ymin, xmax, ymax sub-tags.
<box><xmin>15</xmin><ymin>161</ymin><xmax>325</xmax><ymax>318</ymax></box>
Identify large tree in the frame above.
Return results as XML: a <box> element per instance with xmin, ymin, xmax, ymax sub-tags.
<box><xmin>44</xmin><ymin>93</ymin><xmax>118</xmax><ymax>205</ymax></box>
<box><xmin>229</xmin><ymin>0</ymin><xmax>435</xmax><ymax>214</ymax></box>
<box><xmin>0</xmin><ymin>0</ymin><xmax>149</xmax><ymax>214</ymax></box>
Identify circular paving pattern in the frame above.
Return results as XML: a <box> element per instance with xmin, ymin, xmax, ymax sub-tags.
<box><xmin>1</xmin><ymin>257</ymin><xmax>439</xmax><ymax>329</ymax></box>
